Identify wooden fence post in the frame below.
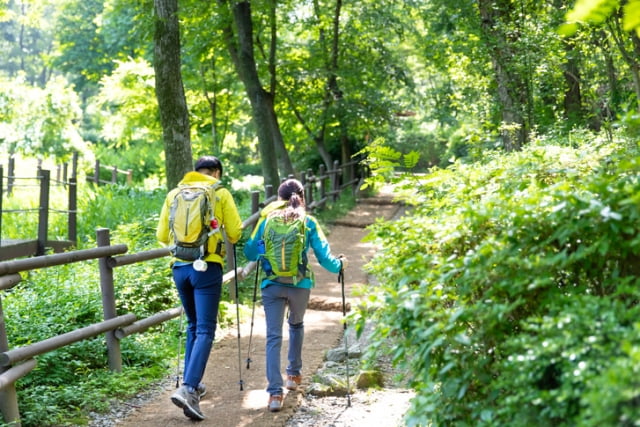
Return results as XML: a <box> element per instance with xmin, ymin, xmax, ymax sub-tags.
<box><xmin>72</xmin><ymin>152</ymin><xmax>78</xmax><ymax>180</ymax></box>
<box><xmin>36</xmin><ymin>170</ymin><xmax>50</xmax><ymax>256</ymax></box>
<box><xmin>111</xmin><ymin>167</ymin><xmax>117</xmax><ymax>184</ymax></box>
<box><xmin>251</xmin><ymin>191</ymin><xmax>260</xmax><ymax>215</ymax></box>
<box><xmin>305</xmin><ymin>169</ymin><xmax>314</xmax><ymax>209</ymax></box>
<box><xmin>0</xmin><ymin>166</ymin><xmax>3</xmax><ymax>244</ymax></box>
<box><xmin>346</xmin><ymin>158</ymin><xmax>355</xmax><ymax>191</ymax></box>
<box><xmin>7</xmin><ymin>157</ymin><xmax>14</xmax><ymax>196</ymax></box>
<box><xmin>0</xmin><ymin>297</ymin><xmax>21</xmax><ymax>426</ymax></box>
<box><xmin>68</xmin><ymin>177</ymin><xmax>77</xmax><ymax>245</ymax></box>
<box><xmin>318</xmin><ymin>164</ymin><xmax>327</xmax><ymax>205</ymax></box>
<box><xmin>331</xmin><ymin>160</ymin><xmax>340</xmax><ymax>202</ymax></box>
<box><xmin>94</xmin><ymin>160</ymin><xmax>100</xmax><ymax>184</ymax></box>
<box><xmin>96</xmin><ymin>228</ymin><xmax>123</xmax><ymax>372</ymax></box>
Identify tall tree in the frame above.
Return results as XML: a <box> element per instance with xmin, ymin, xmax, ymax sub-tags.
<box><xmin>607</xmin><ymin>12</ymin><xmax>640</xmax><ymax>112</ymax></box>
<box><xmin>153</xmin><ymin>0</ymin><xmax>192</xmax><ymax>189</ymax></box>
<box><xmin>219</xmin><ymin>0</ymin><xmax>293</xmax><ymax>188</ymax></box>
<box><xmin>53</xmin><ymin>0</ymin><xmax>152</xmax><ymax>98</ymax></box>
<box><xmin>477</xmin><ymin>0</ymin><xmax>530</xmax><ymax>150</ymax></box>
<box><xmin>275</xmin><ymin>0</ymin><xmax>414</xmax><ymax>173</ymax></box>
<box><xmin>0</xmin><ymin>0</ymin><xmax>59</xmax><ymax>86</ymax></box>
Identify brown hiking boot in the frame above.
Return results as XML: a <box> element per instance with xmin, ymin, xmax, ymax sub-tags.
<box><xmin>285</xmin><ymin>374</ymin><xmax>302</xmax><ymax>391</ymax></box>
<box><xmin>268</xmin><ymin>394</ymin><xmax>283</xmax><ymax>412</ymax></box>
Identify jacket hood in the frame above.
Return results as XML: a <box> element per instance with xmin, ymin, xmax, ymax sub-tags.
<box><xmin>179</xmin><ymin>171</ymin><xmax>218</xmax><ymax>185</ymax></box>
<box><xmin>261</xmin><ymin>200</ymin><xmax>288</xmax><ymax>217</ymax></box>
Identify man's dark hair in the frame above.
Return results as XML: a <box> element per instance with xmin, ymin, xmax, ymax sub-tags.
<box><xmin>194</xmin><ymin>156</ymin><xmax>223</xmax><ymax>175</ymax></box>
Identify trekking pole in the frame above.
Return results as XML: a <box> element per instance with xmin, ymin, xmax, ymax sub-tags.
<box><xmin>233</xmin><ymin>244</ymin><xmax>244</xmax><ymax>391</ymax></box>
<box><xmin>246</xmin><ymin>260</ymin><xmax>260</xmax><ymax>369</ymax></box>
<box><xmin>339</xmin><ymin>268</ymin><xmax>352</xmax><ymax>407</ymax></box>
<box><xmin>175</xmin><ymin>308</ymin><xmax>184</xmax><ymax>388</ymax></box>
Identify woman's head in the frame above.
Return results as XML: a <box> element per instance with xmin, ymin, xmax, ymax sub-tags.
<box><xmin>278</xmin><ymin>179</ymin><xmax>306</xmax><ymax>212</ymax></box>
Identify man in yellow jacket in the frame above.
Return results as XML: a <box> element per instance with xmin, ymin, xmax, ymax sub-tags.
<box><xmin>156</xmin><ymin>155</ymin><xmax>242</xmax><ymax>421</ymax></box>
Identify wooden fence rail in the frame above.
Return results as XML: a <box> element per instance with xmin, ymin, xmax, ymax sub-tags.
<box><xmin>89</xmin><ymin>160</ymin><xmax>133</xmax><ymax>186</ymax></box>
<box><xmin>0</xmin><ymin>161</ymin><xmax>363</xmax><ymax>426</ymax></box>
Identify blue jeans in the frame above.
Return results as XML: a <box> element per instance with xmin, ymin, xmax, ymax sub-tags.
<box><xmin>173</xmin><ymin>262</ymin><xmax>222</xmax><ymax>389</ymax></box>
<box><xmin>262</xmin><ymin>284</ymin><xmax>311</xmax><ymax>396</ymax></box>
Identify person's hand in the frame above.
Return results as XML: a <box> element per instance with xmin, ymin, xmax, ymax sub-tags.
<box><xmin>338</xmin><ymin>254</ymin><xmax>348</xmax><ymax>270</ymax></box>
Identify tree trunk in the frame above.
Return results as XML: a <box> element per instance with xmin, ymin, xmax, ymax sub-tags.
<box><xmin>220</xmin><ymin>0</ymin><xmax>293</xmax><ymax>188</ymax></box>
<box><xmin>264</xmin><ymin>0</ymin><xmax>295</xmax><ymax>177</ymax></box>
<box><xmin>607</xmin><ymin>15</ymin><xmax>640</xmax><ymax>113</ymax></box>
<box><xmin>153</xmin><ymin>0</ymin><xmax>192</xmax><ymax>190</ymax></box>
<box><xmin>631</xmin><ymin>33</ymin><xmax>640</xmax><ymax>113</ymax></box>
<box><xmin>329</xmin><ymin>0</ymin><xmax>353</xmax><ymax>181</ymax></box>
<box><xmin>477</xmin><ymin>0</ymin><xmax>528</xmax><ymax>151</ymax></box>
<box><xmin>562</xmin><ymin>38</ymin><xmax>583</xmax><ymax>122</ymax></box>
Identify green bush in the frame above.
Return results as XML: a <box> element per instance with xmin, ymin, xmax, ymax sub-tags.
<box><xmin>356</xmin><ymin>133</ymin><xmax>640</xmax><ymax>426</ymax></box>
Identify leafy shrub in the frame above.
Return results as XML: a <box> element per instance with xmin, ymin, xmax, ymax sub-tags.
<box><xmin>356</xmin><ymin>133</ymin><xmax>640</xmax><ymax>426</ymax></box>
<box><xmin>77</xmin><ymin>184</ymin><xmax>166</xmax><ymax>246</ymax></box>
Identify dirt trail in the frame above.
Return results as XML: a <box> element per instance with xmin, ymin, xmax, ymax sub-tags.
<box><xmin>115</xmin><ymin>190</ymin><xmax>401</xmax><ymax>427</ymax></box>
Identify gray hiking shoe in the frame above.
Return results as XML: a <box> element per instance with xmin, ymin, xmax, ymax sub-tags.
<box><xmin>268</xmin><ymin>394</ymin><xmax>283</xmax><ymax>412</ymax></box>
<box><xmin>197</xmin><ymin>383</ymin><xmax>207</xmax><ymax>398</ymax></box>
<box><xmin>171</xmin><ymin>385</ymin><xmax>205</xmax><ymax>421</ymax></box>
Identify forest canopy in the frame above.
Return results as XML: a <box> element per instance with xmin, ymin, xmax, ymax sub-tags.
<box><xmin>1</xmin><ymin>0</ymin><xmax>639</xmax><ymax>185</ymax></box>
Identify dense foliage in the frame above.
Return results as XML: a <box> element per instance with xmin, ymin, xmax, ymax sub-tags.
<box><xmin>357</xmin><ymin>134</ymin><xmax>640</xmax><ymax>426</ymax></box>
<box><xmin>1</xmin><ymin>0</ymin><xmax>639</xmax><ymax>181</ymax></box>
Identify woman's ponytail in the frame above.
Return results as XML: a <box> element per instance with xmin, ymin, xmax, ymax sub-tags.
<box><xmin>277</xmin><ymin>179</ymin><xmax>306</xmax><ymax>221</ymax></box>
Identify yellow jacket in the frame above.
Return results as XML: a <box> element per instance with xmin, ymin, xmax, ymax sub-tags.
<box><xmin>156</xmin><ymin>171</ymin><xmax>243</xmax><ymax>266</ymax></box>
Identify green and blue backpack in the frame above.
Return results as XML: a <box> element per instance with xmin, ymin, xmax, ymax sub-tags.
<box><xmin>262</xmin><ymin>212</ymin><xmax>307</xmax><ymax>284</ymax></box>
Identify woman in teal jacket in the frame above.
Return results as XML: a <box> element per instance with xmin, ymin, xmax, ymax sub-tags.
<box><xmin>244</xmin><ymin>178</ymin><xmax>346</xmax><ymax>413</ymax></box>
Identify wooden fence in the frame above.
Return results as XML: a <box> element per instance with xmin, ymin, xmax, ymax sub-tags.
<box><xmin>88</xmin><ymin>160</ymin><xmax>133</xmax><ymax>186</ymax></box>
<box><xmin>0</xmin><ymin>155</ymin><xmax>78</xmax><ymax>260</ymax></box>
<box><xmin>0</xmin><ymin>159</ymin><xmax>363</xmax><ymax>426</ymax></box>
<box><xmin>0</xmin><ymin>155</ymin><xmax>143</xmax><ymax>261</ymax></box>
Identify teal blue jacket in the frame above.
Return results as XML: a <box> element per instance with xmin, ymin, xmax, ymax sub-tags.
<box><xmin>243</xmin><ymin>201</ymin><xmax>342</xmax><ymax>289</ymax></box>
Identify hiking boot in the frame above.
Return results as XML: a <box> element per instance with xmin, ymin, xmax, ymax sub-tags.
<box><xmin>197</xmin><ymin>383</ymin><xmax>207</xmax><ymax>398</ymax></box>
<box><xmin>171</xmin><ymin>385</ymin><xmax>205</xmax><ymax>421</ymax></box>
<box><xmin>268</xmin><ymin>394</ymin><xmax>283</xmax><ymax>412</ymax></box>
<box><xmin>285</xmin><ymin>374</ymin><xmax>302</xmax><ymax>391</ymax></box>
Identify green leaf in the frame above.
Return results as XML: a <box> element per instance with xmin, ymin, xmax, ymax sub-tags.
<box><xmin>623</xmin><ymin>0</ymin><xmax>640</xmax><ymax>33</ymax></box>
<box><xmin>566</xmin><ymin>0</ymin><xmax>620</xmax><ymax>25</ymax></box>
<box><xmin>403</xmin><ymin>151</ymin><xmax>421</xmax><ymax>169</ymax></box>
